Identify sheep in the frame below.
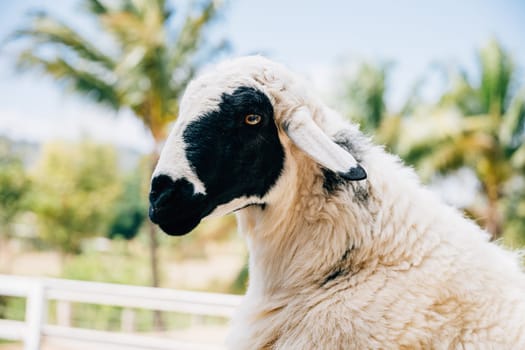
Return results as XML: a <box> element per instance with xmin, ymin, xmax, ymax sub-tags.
<box><xmin>148</xmin><ymin>55</ymin><xmax>525</xmax><ymax>349</ymax></box>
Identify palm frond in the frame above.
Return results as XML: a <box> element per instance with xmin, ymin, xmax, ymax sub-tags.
<box><xmin>11</xmin><ymin>0</ymin><xmax>225</xmax><ymax>143</ymax></box>
<box><xmin>169</xmin><ymin>0</ymin><xmax>220</xmax><ymax>70</ymax></box>
<box><xmin>510</xmin><ymin>143</ymin><xmax>525</xmax><ymax>171</ymax></box>
<box><xmin>17</xmin><ymin>50</ymin><xmax>120</xmax><ymax>109</ymax></box>
<box><xmin>13</xmin><ymin>12</ymin><xmax>115</xmax><ymax>70</ymax></box>
<box><xmin>85</xmin><ymin>0</ymin><xmax>109</xmax><ymax>15</ymax></box>
<box><xmin>500</xmin><ymin>88</ymin><xmax>525</xmax><ymax>150</ymax></box>
<box><xmin>438</xmin><ymin>68</ymin><xmax>481</xmax><ymax>115</ymax></box>
<box><xmin>478</xmin><ymin>39</ymin><xmax>514</xmax><ymax>116</ymax></box>
<box><xmin>100</xmin><ymin>11</ymin><xmax>154</xmax><ymax>46</ymax></box>
<box><xmin>460</xmin><ymin>114</ymin><xmax>497</xmax><ymax>133</ymax></box>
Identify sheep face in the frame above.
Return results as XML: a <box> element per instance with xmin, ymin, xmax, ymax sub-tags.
<box><xmin>149</xmin><ymin>85</ymin><xmax>285</xmax><ymax>236</ymax></box>
<box><xmin>149</xmin><ymin>56</ymin><xmax>366</xmax><ymax>236</ymax></box>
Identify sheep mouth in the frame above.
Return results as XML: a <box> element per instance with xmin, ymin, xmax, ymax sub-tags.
<box><xmin>149</xmin><ymin>205</ymin><xmax>207</xmax><ymax>236</ymax></box>
<box><xmin>158</xmin><ymin>216</ymin><xmax>202</xmax><ymax>236</ymax></box>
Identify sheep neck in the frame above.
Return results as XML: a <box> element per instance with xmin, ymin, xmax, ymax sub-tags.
<box><xmin>238</xmin><ymin>143</ymin><xmax>447</xmax><ymax>301</ymax></box>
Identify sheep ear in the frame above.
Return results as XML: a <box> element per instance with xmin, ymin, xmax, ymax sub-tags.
<box><xmin>283</xmin><ymin>107</ymin><xmax>367</xmax><ymax>180</ymax></box>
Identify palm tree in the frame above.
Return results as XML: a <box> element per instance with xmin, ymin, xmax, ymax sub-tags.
<box><xmin>338</xmin><ymin>61</ymin><xmax>389</xmax><ymax>133</ymax></box>
<box><xmin>336</xmin><ymin>60</ymin><xmax>423</xmax><ymax>153</ymax></box>
<box><xmin>11</xmin><ymin>0</ymin><xmax>226</xmax><ymax>303</ymax></box>
<box><xmin>401</xmin><ymin>40</ymin><xmax>525</xmax><ymax>240</ymax></box>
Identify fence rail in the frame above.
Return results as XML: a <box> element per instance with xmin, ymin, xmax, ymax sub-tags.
<box><xmin>0</xmin><ymin>274</ymin><xmax>242</xmax><ymax>350</ymax></box>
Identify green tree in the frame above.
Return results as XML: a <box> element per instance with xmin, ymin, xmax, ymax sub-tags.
<box><xmin>32</xmin><ymin>140</ymin><xmax>121</xmax><ymax>255</ymax></box>
<box><xmin>502</xmin><ymin>182</ymin><xmax>525</xmax><ymax>246</ymax></box>
<box><xmin>12</xmin><ymin>0</ymin><xmax>227</xmax><ymax>291</ymax></box>
<box><xmin>401</xmin><ymin>40</ymin><xmax>525</xmax><ymax>240</ymax></box>
<box><xmin>338</xmin><ymin>62</ymin><xmax>389</xmax><ymax>133</ymax></box>
<box><xmin>336</xmin><ymin>61</ymin><xmax>422</xmax><ymax>152</ymax></box>
<box><xmin>0</xmin><ymin>138</ymin><xmax>31</xmax><ymax>274</ymax></box>
<box><xmin>0</xmin><ymin>139</ymin><xmax>31</xmax><ymax>239</ymax></box>
<box><xmin>108</xmin><ymin>163</ymin><xmax>148</xmax><ymax>241</ymax></box>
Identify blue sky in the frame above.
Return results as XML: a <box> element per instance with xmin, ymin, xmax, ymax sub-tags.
<box><xmin>0</xmin><ymin>0</ymin><xmax>524</xmax><ymax>152</ymax></box>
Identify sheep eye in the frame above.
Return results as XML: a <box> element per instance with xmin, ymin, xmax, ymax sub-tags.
<box><xmin>244</xmin><ymin>114</ymin><xmax>262</xmax><ymax>125</ymax></box>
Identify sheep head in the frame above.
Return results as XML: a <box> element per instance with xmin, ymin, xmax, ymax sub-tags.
<box><xmin>149</xmin><ymin>56</ymin><xmax>366</xmax><ymax>236</ymax></box>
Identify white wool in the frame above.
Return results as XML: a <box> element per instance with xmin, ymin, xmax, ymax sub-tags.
<box><xmin>179</xmin><ymin>56</ymin><xmax>525</xmax><ymax>349</ymax></box>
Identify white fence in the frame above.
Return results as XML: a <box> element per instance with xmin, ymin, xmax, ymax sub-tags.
<box><xmin>0</xmin><ymin>274</ymin><xmax>242</xmax><ymax>350</ymax></box>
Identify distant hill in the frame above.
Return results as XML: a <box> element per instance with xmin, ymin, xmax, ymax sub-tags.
<box><xmin>0</xmin><ymin>134</ymin><xmax>144</xmax><ymax>171</ymax></box>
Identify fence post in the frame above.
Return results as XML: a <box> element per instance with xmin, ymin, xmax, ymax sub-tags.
<box><xmin>121</xmin><ymin>308</ymin><xmax>136</xmax><ymax>332</ymax></box>
<box><xmin>56</xmin><ymin>300</ymin><xmax>71</xmax><ymax>327</ymax></box>
<box><xmin>24</xmin><ymin>281</ymin><xmax>46</xmax><ymax>350</ymax></box>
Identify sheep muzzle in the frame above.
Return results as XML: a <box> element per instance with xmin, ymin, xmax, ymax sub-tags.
<box><xmin>149</xmin><ymin>175</ymin><xmax>209</xmax><ymax>235</ymax></box>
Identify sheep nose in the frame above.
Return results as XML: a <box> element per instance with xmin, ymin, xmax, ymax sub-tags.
<box><xmin>149</xmin><ymin>175</ymin><xmax>196</xmax><ymax>222</ymax></box>
<box><xmin>149</xmin><ymin>174</ymin><xmax>174</xmax><ymax>204</ymax></box>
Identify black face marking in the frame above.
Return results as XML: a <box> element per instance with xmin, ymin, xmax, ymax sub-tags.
<box><xmin>321</xmin><ymin>245</ymin><xmax>354</xmax><ymax>287</ymax></box>
<box><xmin>184</xmin><ymin>86</ymin><xmax>284</xmax><ymax>200</ymax></box>
<box><xmin>351</xmin><ymin>183</ymin><xmax>369</xmax><ymax>202</ymax></box>
<box><xmin>150</xmin><ymin>86</ymin><xmax>285</xmax><ymax>236</ymax></box>
<box><xmin>322</xmin><ymin>168</ymin><xmax>347</xmax><ymax>194</ymax></box>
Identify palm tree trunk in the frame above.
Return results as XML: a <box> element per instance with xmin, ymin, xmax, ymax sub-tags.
<box><xmin>148</xmin><ymin>219</ymin><xmax>164</xmax><ymax>330</ymax></box>
<box><xmin>484</xmin><ymin>178</ymin><xmax>503</xmax><ymax>240</ymax></box>
<box><xmin>485</xmin><ymin>196</ymin><xmax>503</xmax><ymax>241</ymax></box>
<box><xmin>147</xmin><ymin>224</ymin><xmax>160</xmax><ymax>288</ymax></box>
<box><xmin>148</xmin><ymin>148</ymin><xmax>164</xmax><ymax>330</ymax></box>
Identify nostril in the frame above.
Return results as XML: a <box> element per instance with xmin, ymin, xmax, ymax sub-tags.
<box><xmin>149</xmin><ymin>175</ymin><xmax>198</xmax><ymax>212</ymax></box>
<box><xmin>150</xmin><ymin>175</ymin><xmax>175</xmax><ymax>202</ymax></box>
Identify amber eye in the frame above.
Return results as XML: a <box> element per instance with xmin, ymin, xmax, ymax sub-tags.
<box><xmin>244</xmin><ymin>114</ymin><xmax>262</xmax><ymax>125</ymax></box>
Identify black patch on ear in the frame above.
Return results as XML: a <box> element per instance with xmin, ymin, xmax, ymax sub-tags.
<box><xmin>322</xmin><ymin>168</ymin><xmax>369</xmax><ymax>204</ymax></box>
<box><xmin>332</xmin><ymin>129</ymin><xmax>364</xmax><ymax>162</ymax></box>
<box><xmin>322</xmin><ymin>129</ymin><xmax>369</xmax><ymax>195</ymax></box>
<box><xmin>322</xmin><ymin>168</ymin><xmax>347</xmax><ymax>194</ymax></box>
<box><xmin>183</xmin><ymin>86</ymin><xmax>285</xmax><ymax>213</ymax></box>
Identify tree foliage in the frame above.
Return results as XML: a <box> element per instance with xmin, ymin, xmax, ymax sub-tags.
<box><xmin>12</xmin><ymin>0</ymin><xmax>227</xmax><ymax>294</ymax></box>
<box><xmin>338</xmin><ymin>61</ymin><xmax>389</xmax><ymax>133</ymax></box>
<box><xmin>108</xmin><ymin>162</ymin><xmax>149</xmax><ymax>240</ymax></box>
<box><xmin>32</xmin><ymin>140</ymin><xmax>121</xmax><ymax>254</ymax></box>
<box><xmin>336</xmin><ymin>61</ymin><xmax>417</xmax><ymax>152</ymax></box>
<box><xmin>13</xmin><ymin>0</ymin><xmax>227</xmax><ymax>140</ymax></box>
<box><xmin>339</xmin><ymin>40</ymin><xmax>525</xmax><ymax>241</ymax></box>
<box><xmin>0</xmin><ymin>139</ymin><xmax>31</xmax><ymax>236</ymax></box>
<box><xmin>402</xmin><ymin>40</ymin><xmax>525</xmax><ymax>239</ymax></box>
